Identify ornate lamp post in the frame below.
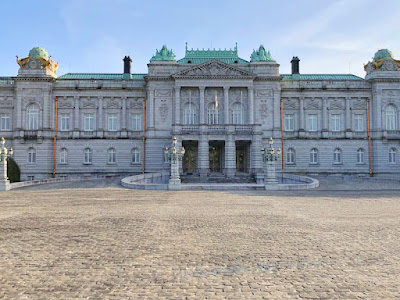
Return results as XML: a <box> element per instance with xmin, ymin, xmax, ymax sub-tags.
<box><xmin>261</xmin><ymin>137</ymin><xmax>281</xmax><ymax>187</ymax></box>
<box><xmin>0</xmin><ymin>137</ymin><xmax>13</xmax><ymax>191</ymax></box>
<box><xmin>164</xmin><ymin>136</ymin><xmax>185</xmax><ymax>190</ymax></box>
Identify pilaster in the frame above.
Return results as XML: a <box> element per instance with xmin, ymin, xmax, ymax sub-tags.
<box><xmin>248</xmin><ymin>87</ymin><xmax>254</xmax><ymax>124</ymax></box>
<box><xmin>322</xmin><ymin>97</ymin><xmax>329</xmax><ymax>138</ymax></box>
<box><xmin>225</xmin><ymin>134</ymin><xmax>236</xmax><ymax>177</ymax></box>
<box><xmin>198</xmin><ymin>135</ymin><xmax>209</xmax><ymax>178</ymax></box>
<box><xmin>199</xmin><ymin>87</ymin><xmax>205</xmax><ymax>125</ymax></box>
<box><xmin>224</xmin><ymin>86</ymin><xmax>230</xmax><ymax>124</ymax></box>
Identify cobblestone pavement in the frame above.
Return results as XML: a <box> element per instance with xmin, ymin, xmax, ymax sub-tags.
<box><xmin>1</xmin><ymin>180</ymin><xmax>400</xmax><ymax>299</ymax></box>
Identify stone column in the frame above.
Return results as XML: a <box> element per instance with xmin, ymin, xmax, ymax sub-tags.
<box><xmin>299</xmin><ymin>97</ymin><xmax>304</xmax><ymax>130</ymax></box>
<box><xmin>148</xmin><ymin>89</ymin><xmax>155</xmax><ymax>128</ymax></box>
<box><xmin>16</xmin><ymin>90</ymin><xmax>22</xmax><ymax>129</ymax></box>
<box><xmin>98</xmin><ymin>96</ymin><xmax>103</xmax><ymax>131</ymax></box>
<box><xmin>42</xmin><ymin>88</ymin><xmax>49</xmax><ymax>129</ymax></box>
<box><xmin>198</xmin><ymin>135</ymin><xmax>209</xmax><ymax>178</ymax></box>
<box><xmin>345</xmin><ymin>96</ymin><xmax>352</xmax><ymax>138</ymax></box>
<box><xmin>199</xmin><ymin>87</ymin><xmax>205</xmax><ymax>125</ymax></box>
<box><xmin>273</xmin><ymin>88</ymin><xmax>281</xmax><ymax>137</ymax></box>
<box><xmin>322</xmin><ymin>97</ymin><xmax>328</xmax><ymax>138</ymax></box>
<box><xmin>251</xmin><ymin>133</ymin><xmax>263</xmax><ymax>175</ymax></box>
<box><xmin>168</xmin><ymin>155</ymin><xmax>181</xmax><ymax>190</ymax></box>
<box><xmin>174</xmin><ymin>86</ymin><xmax>181</xmax><ymax>124</ymax></box>
<box><xmin>248</xmin><ymin>87</ymin><xmax>254</xmax><ymax>124</ymax></box>
<box><xmin>225</xmin><ymin>134</ymin><xmax>236</xmax><ymax>177</ymax></box>
<box><xmin>74</xmin><ymin>96</ymin><xmax>80</xmax><ymax>131</ymax></box>
<box><xmin>121</xmin><ymin>96</ymin><xmax>127</xmax><ymax>130</ymax></box>
<box><xmin>373</xmin><ymin>87</ymin><xmax>382</xmax><ymax>137</ymax></box>
<box><xmin>224</xmin><ymin>87</ymin><xmax>230</xmax><ymax>124</ymax></box>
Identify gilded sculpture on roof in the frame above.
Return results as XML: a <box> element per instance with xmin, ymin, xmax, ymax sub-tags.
<box><xmin>16</xmin><ymin>47</ymin><xmax>58</xmax><ymax>72</ymax></box>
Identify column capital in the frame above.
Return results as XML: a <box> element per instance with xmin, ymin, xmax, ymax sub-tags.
<box><xmin>199</xmin><ymin>86</ymin><xmax>205</xmax><ymax>91</ymax></box>
<box><xmin>247</xmin><ymin>86</ymin><xmax>254</xmax><ymax>91</ymax></box>
<box><xmin>121</xmin><ymin>96</ymin><xmax>127</xmax><ymax>101</ymax></box>
<box><xmin>98</xmin><ymin>96</ymin><xmax>103</xmax><ymax>100</ymax></box>
<box><xmin>74</xmin><ymin>95</ymin><xmax>79</xmax><ymax>101</ymax></box>
<box><xmin>223</xmin><ymin>86</ymin><xmax>230</xmax><ymax>91</ymax></box>
<box><xmin>174</xmin><ymin>85</ymin><xmax>181</xmax><ymax>90</ymax></box>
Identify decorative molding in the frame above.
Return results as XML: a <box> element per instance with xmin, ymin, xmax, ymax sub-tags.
<box><xmin>328</xmin><ymin>99</ymin><xmax>344</xmax><ymax>110</ymax></box>
<box><xmin>159</xmin><ymin>103</ymin><xmax>169</xmax><ymax>122</ymax></box>
<box><xmin>155</xmin><ymin>89</ymin><xmax>172</xmax><ymax>97</ymax></box>
<box><xmin>283</xmin><ymin>98</ymin><xmax>298</xmax><ymax>109</ymax></box>
<box><xmin>304</xmin><ymin>99</ymin><xmax>320</xmax><ymax>110</ymax></box>
<box><xmin>256</xmin><ymin>89</ymin><xmax>273</xmax><ymax>97</ymax></box>
<box><xmin>172</xmin><ymin>60</ymin><xmax>256</xmax><ymax>79</ymax></box>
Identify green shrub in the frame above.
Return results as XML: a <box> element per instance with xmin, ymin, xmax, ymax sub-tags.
<box><xmin>7</xmin><ymin>157</ymin><xmax>20</xmax><ymax>183</ymax></box>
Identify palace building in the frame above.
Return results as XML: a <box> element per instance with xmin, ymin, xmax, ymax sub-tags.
<box><xmin>0</xmin><ymin>45</ymin><xmax>399</xmax><ymax>180</ymax></box>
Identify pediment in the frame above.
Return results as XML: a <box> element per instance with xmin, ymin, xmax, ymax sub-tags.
<box><xmin>172</xmin><ymin>60</ymin><xmax>255</xmax><ymax>79</ymax></box>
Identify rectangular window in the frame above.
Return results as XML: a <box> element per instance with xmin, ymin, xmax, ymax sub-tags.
<box><xmin>84</xmin><ymin>114</ymin><xmax>94</xmax><ymax>131</ymax></box>
<box><xmin>132</xmin><ymin>149</ymin><xmax>140</xmax><ymax>163</ymax></box>
<box><xmin>0</xmin><ymin>114</ymin><xmax>10</xmax><ymax>130</ymax></box>
<box><xmin>331</xmin><ymin>114</ymin><xmax>341</xmax><ymax>131</ymax></box>
<box><xmin>60</xmin><ymin>114</ymin><xmax>70</xmax><ymax>131</ymax></box>
<box><xmin>132</xmin><ymin>114</ymin><xmax>141</xmax><ymax>131</ymax></box>
<box><xmin>308</xmin><ymin>114</ymin><xmax>317</xmax><ymax>131</ymax></box>
<box><xmin>108</xmin><ymin>114</ymin><xmax>118</xmax><ymax>131</ymax></box>
<box><xmin>355</xmin><ymin>114</ymin><xmax>364</xmax><ymax>132</ymax></box>
<box><xmin>284</xmin><ymin>114</ymin><xmax>294</xmax><ymax>131</ymax></box>
<box><xmin>28</xmin><ymin>151</ymin><xmax>36</xmax><ymax>163</ymax></box>
<box><xmin>27</xmin><ymin>175</ymin><xmax>35</xmax><ymax>181</ymax></box>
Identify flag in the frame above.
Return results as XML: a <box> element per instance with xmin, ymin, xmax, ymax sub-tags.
<box><xmin>215</xmin><ymin>92</ymin><xmax>218</xmax><ymax>108</ymax></box>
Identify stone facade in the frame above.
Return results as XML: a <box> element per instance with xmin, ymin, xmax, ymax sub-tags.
<box><xmin>1</xmin><ymin>46</ymin><xmax>400</xmax><ymax>180</ymax></box>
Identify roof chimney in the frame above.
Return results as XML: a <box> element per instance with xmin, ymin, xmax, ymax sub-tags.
<box><xmin>123</xmin><ymin>56</ymin><xmax>132</xmax><ymax>74</ymax></box>
<box><xmin>291</xmin><ymin>56</ymin><xmax>300</xmax><ymax>74</ymax></box>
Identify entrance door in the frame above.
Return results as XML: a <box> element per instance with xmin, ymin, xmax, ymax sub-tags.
<box><xmin>182</xmin><ymin>141</ymin><xmax>198</xmax><ymax>174</ymax></box>
<box><xmin>209</xmin><ymin>144</ymin><xmax>222</xmax><ymax>173</ymax></box>
<box><xmin>236</xmin><ymin>147</ymin><xmax>246</xmax><ymax>172</ymax></box>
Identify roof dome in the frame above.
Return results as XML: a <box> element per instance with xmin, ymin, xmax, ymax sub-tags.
<box><xmin>374</xmin><ymin>49</ymin><xmax>393</xmax><ymax>61</ymax></box>
<box><xmin>28</xmin><ymin>47</ymin><xmax>49</xmax><ymax>60</ymax></box>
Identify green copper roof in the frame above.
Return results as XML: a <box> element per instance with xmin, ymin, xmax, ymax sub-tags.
<box><xmin>250</xmin><ymin>45</ymin><xmax>274</xmax><ymax>62</ymax></box>
<box><xmin>29</xmin><ymin>47</ymin><xmax>49</xmax><ymax>60</ymax></box>
<box><xmin>58</xmin><ymin>73</ymin><xmax>147</xmax><ymax>80</ymax></box>
<box><xmin>178</xmin><ymin>43</ymin><xmax>249</xmax><ymax>65</ymax></box>
<box><xmin>150</xmin><ymin>45</ymin><xmax>176</xmax><ymax>62</ymax></box>
<box><xmin>374</xmin><ymin>49</ymin><xmax>393</xmax><ymax>61</ymax></box>
<box><xmin>281</xmin><ymin>74</ymin><xmax>363</xmax><ymax>80</ymax></box>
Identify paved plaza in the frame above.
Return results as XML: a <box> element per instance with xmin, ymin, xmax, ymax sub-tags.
<box><xmin>1</xmin><ymin>177</ymin><xmax>400</xmax><ymax>299</ymax></box>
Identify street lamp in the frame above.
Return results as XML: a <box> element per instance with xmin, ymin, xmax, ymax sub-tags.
<box><xmin>164</xmin><ymin>136</ymin><xmax>185</xmax><ymax>190</ymax></box>
<box><xmin>261</xmin><ymin>137</ymin><xmax>281</xmax><ymax>187</ymax></box>
<box><xmin>261</xmin><ymin>137</ymin><xmax>281</xmax><ymax>163</ymax></box>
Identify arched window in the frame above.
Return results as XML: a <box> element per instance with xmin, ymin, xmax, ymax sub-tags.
<box><xmin>386</xmin><ymin>105</ymin><xmax>397</xmax><ymax>130</ymax></box>
<box><xmin>183</xmin><ymin>103</ymin><xmax>196</xmax><ymax>125</ymax></box>
<box><xmin>84</xmin><ymin>148</ymin><xmax>92</xmax><ymax>164</ymax></box>
<box><xmin>207</xmin><ymin>103</ymin><xmax>220</xmax><ymax>125</ymax></box>
<box><xmin>108</xmin><ymin>148</ymin><xmax>116</xmax><ymax>164</ymax></box>
<box><xmin>286</xmin><ymin>148</ymin><xmax>295</xmax><ymax>164</ymax></box>
<box><xmin>27</xmin><ymin>104</ymin><xmax>39</xmax><ymax>130</ymax></box>
<box><xmin>132</xmin><ymin>148</ymin><xmax>140</xmax><ymax>163</ymax></box>
<box><xmin>333</xmin><ymin>148</ymin><xmax>342</xmax><ymax>164</ymax></box>
<box><xmin>389</xmin><ymin>148</ymin><xmax>396</xmax><ymax>163</ymax></box>
<box><xmin>310</xmin><ymin>148</ymin><xmax>318</xmax><ymax>164</ymax></box>
<box><xmin>357</xmin><ymin>148</ymin><xmax>365</xmax><ymax>164</ymax></box>
<box><xmin>60</xmin><ymin>148</ymin><xmax>68</xmax><ymax>164</ymax></box>
<box><xmin>232</xmin><ymin>103</ymin><xmax>244</xmax><ymax>124</ymax></box>
<box><xmin>28</xmin><ymin>147</ymin><xmax>36</xmax><ymax>163</ymax></box>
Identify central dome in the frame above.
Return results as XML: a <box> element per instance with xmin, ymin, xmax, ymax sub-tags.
<box><xmin>28</xmin><ymin>47</ymin><xmax>49</xmax><ymax>60</ymax></box>
<box><xmin>374</xmin><ymin>49</ymin><xmax>393</xmax><ymax>61</ymax></box>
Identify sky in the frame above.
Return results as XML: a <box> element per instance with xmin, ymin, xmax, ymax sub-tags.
<box><xmin>1</xmin><ymin>0</ymin><xmax>399</xmax><ymax>78</ymax></box>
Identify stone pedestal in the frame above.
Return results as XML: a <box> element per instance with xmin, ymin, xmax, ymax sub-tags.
<box><xmin>168</xmin><ymin>159</ymin><xmax>181</xmax><ymax>190</ymax></box>
<box><xmin>0</xmin><ymin>160</ymin><xmax>10</xmax><ymax>191</ymax></box>
<box><xmin>265</xmin><ymin>161</ymin><xmax>278</xmax><ymax>190</ymax></box>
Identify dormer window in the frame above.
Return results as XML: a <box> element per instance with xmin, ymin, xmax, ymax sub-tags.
<box><xmin>187</xmin><ymin>60</ymin><xmax>191</xmax><ymax>64</ymax></box>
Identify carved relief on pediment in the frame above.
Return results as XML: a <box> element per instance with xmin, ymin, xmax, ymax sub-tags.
<box><xmin>283</xmin><ymin>98</ymin><xmax>298</xmax><ymax>109</ymax></box>
<box><xmin>328</xmin><ymin>99</ymin><xmax>344</xmax><ymax>110</ymax></box>
<box><xmin>351</xmin><ymin>99</ymin><xmax>366</xmax><ymax>110</ymax></box>
<box><xmin>256</xmin><ymin>89</ymin><xmax>273</xmax><ymax>97</ymax></box>
<box><xmin>81</xmin><ymin>98</ymin><xmax>97</xmax><ymax>109</ymax></box>
<box><xmin>155</xmin><ymin>89</ymin><xmax>172</xmax><ymax>97</ymax></box>
<box><xmin>58</xmin><ymin>100</ymin><xmax>73</xmax><ymax>108</ymax></box>
<box><xmin>305</xmin><ymin>99</ymin><xmax>320</xmax><ymax>110</ymax></box>
<box><xmin>260</xmin><ymin>103</ymin><xmax>269</xmax><ymax>118</ymax></box>
<box><xmin>0</xmin><ymin>97</ymin><xmax>13</xmax><ymax>107</ymax></box>
<box><xmin>159</xmin><ymin>103</ymin><xmax>169</xmax><ymax>122</ymax></box>
<box><xmin>106</xmin><ymin>98</ymin><xmax>120</xmax><ymax>109</ymax></box>
<box><xmin>129</xmin><ymin>98</ymin><xmax>142</xmax><ymax>109</ymax></box>
<box><xmin>173</xmin><ymin>60</ymin><xmax>255</xmax><ymax>78</ymax></box>
<box><xmin>23</xmin><ymin>88</ymin><xmax>42</xmax><ymax>97</ymax></box>
<box><xmin>382</xmin><ymin>89</ymin><xmax>400</xmax><ymax>97</ymax></box>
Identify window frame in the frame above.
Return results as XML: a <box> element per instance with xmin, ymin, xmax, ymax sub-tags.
<box><xmin>389</xmin><ymin>148</ymin><xmax>396</xmax><ymax>164</ymax></box>
<box><xmin>310</xmin><ymin>148</ymin><xmax>318</xmax><ymax>164</ymax></box>
<box><xmin>284</xmin><ymin>114</ymin><xmax>294</xmax><ymax>131</ymax></box>
<box><xmin>0</xmin><ymin>113</ymin><xmax>10</xmax><ymax>130</ymax></box>
<box><xmin>107</xmin><ymin>113</ymin><xmax>118</xmax><ymax>131</ymax></box>
<box><xmin>308</xmin><ymin>114</ymin><xmax>318</xmax><ymax>132</ymax></box>
<box><xmin>331</xmin><ymin>114</ymin><xmax>341</xmax><ymax>132</ymax></box>
<box><xmin>84</xmin><ymin>148</ymin><xmax>93</xmax><ymax>164</ymax></box>
<box><xmin>107</xmin><ymin>148</ymin><xmax>116</xmax><ymax>164</ymax></box>
<box><xmin>333</xmin><ymin>148</ymin><xmax>342</xmax><ymax>164</ymax></box>
<box><xmin>27</xmin><ymin>104</ymin><xmax>40</xmax><ymax>130</ymax></box>
<box><xmin>83</xmin><ymin>113</ymin><xmax>95</xmax><ymax>131</ymax></box>
<box><xmin>60</xmin><ymin>113</ymin><xmax>70</xmax><ymax>131</ymax></box>
<box><xmin>60</xmin><ymin>148</ymin><xmax>68</xmax><ymax>164</ymax></box>
<box><xmin>28</xmin><ymin>147</ymin><xmax>36</xmax><ymax>164</ymax></box>
<box><xmin>131</xmin><ymin>113</ymin><xmax>141</xmax><ymax>131</ymax></box>
<box><xmin>357</xmin><ymin>148</ymin><xmax>365</xmax><ymax>164</ymax></box>
<box><xmin>131</xmin><ymin>148</ymin><xmax>140</xmax><ymax>164</ymax></box>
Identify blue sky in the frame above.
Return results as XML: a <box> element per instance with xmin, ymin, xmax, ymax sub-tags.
<box><xmin>1</xmin><ymin>0</ymin><xmax>399</xmax><ymax>78</ymax></box>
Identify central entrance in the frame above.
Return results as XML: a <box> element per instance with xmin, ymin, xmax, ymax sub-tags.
<box><xmin>236</xmin><ymin>141</ymin><xmax>251</xmax><ymax>173</ymax></box>
<box><xmin>182</xmin><ymin>140</ymin><xmax>198</xmax><ymax>174</ymax></box>
<box><xmin>209</xmin><ymin>141</ymin><xmax>225</xmax><ymax>174</ymax></box>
